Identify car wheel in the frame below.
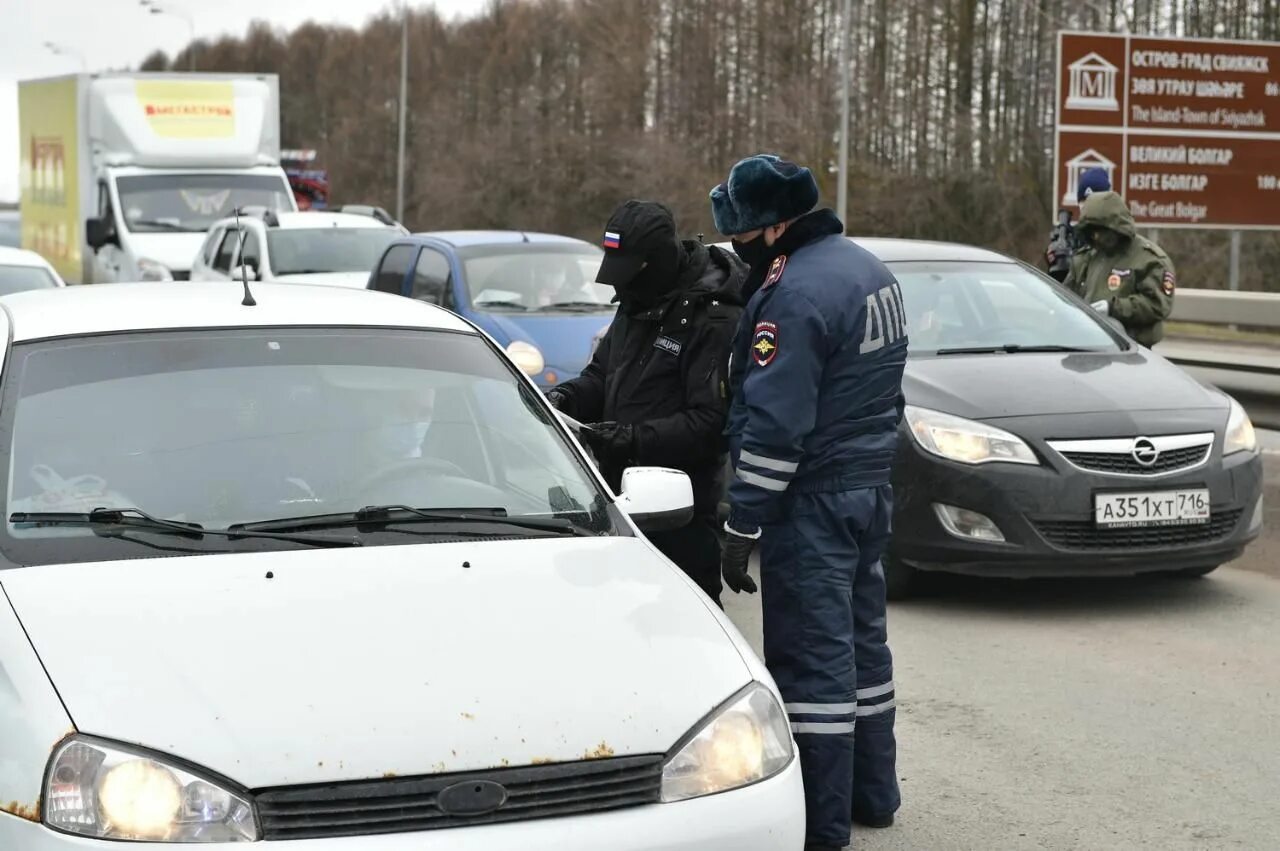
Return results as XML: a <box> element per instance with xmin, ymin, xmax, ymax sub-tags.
<box><xmin>1170</xmin><ymin>564</ymin><xmax>1221</xmax><ymax>579</ymax></box>
<box><xmin>884</xmin><ymin>556</ymin><xmax>921</xmax><ymax>601</ymax></box>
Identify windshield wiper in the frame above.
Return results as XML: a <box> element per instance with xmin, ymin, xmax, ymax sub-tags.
<box><xmin>231</xmin><ymin>505</ymin><xmax>595</xmax><ymax>537</ymax></box>
<box><xmin>934</xmin><ymin>344</ymin><xmax>1093</xmax><ymax>356</ymax></box>
<box><xmin>10</xmin><ymin>508</ymin><xmax>360</xmax><ymax>548</ymax></box>
<box><xmin>474</xmin><ymin>300</ymin><xmax>529</xmax><ymax>311</ymax></box>
<box><xmin>538</xmin><ymin>301</ymin><xmax>611</xmax><ymax>312</ymax></box>
<box><xmin>128</xmin><ymin>219</ymin><xmax>199</xmax><ymax>233</ymax></box>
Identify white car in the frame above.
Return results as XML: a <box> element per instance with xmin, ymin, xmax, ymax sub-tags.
<box><xmin>0</xmin><ymin>282</ymin><xmax>804</xmax><ymax>850</ymax></box>
<box><xmin>0</xmin><ymin>246</ymin><xmax>66</xmax><ymax>294</ymax></box>
<box><xmin>190</xmin><ymin>209</ymin><xmax>407</xmax><ymax>289</ymax></box>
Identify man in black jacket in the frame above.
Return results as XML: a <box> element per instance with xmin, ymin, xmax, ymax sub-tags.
<box><xmin>548</xmin><ymin>200</ymin><xmax>746</xmax><ymax>604</ymax></box>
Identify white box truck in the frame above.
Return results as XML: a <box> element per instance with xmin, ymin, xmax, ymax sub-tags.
<box><xmin>18</xmin><ymin>73</ymin><xmax>297</xmax><ymax>284</ymax></box>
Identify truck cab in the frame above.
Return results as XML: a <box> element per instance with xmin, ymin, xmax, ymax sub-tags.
<box><xmin>19</xmin><ymin>73</ymin><xmax>297</xmax><ymax>284</ymax></box>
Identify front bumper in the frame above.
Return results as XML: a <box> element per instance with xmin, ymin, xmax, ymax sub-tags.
<box><xmin>891</xmin><ymin>437</ymin><xmax>1265</xmax><ymax>578</ymax></box>
<box><xmin>0</xmin><ymin>759</ymin><xmax>805</xmax><ymax>851</ymax></box>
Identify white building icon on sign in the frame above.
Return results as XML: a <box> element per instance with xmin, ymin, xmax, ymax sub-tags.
<box><xmin>1066</xmin><ymin>52</ymin><xmax>1120</xmax><ymax>111</ymax></box>
<box><xmin>1062</xmin><ymin>149</ymin><xmax>1117</xmax><ymax>206</ymax></box>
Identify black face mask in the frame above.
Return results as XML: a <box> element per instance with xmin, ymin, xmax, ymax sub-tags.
<box><xmin>616</xmin><ymin>243</ymin><xmax>680</xmax><ymax>315</ymax></box>
<box><xmin>731</xmin><ymin>234</ymin><xmax>770</xmax><ymax>269</ymax></box>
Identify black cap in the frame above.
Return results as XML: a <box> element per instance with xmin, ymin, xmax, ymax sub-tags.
<box><xmin>595</xmin><ymin>200</ymin><xmax>677</xmax><ymax>288</ymax></box>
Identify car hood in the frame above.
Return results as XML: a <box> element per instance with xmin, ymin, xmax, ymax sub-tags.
<box><xmin>1</xmin><ymin>538</ymin><xmax>750</xmax><ymax>789</ymax></box>
<box><xmin>271</xmin><ymin>272</ymin><xmax>371</xmax><ymax>288</ymax></box>
<box><xmin>474</xmin><ymin>312</ymin><xmax>613</xmax><ymax>374</ymax></box>
<box><xmin>904</xmin><ymin>349</ymin><xmax>1223</xmax><ymax>419</ymax></box>
<box><xmin>125</xmin><ymin>232</ymin><xmax>207</xmax><ymax>274</ymax></box>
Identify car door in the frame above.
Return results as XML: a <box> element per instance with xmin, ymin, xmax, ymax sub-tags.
<box><xmin>369</xmin><ymin>243</ymin><xmax>418</xmax><ymax>296</ymax></box>
<box><xmin>191</xmin><ymin>226</ymin><xmax>225</xmax><ymax>281</ymax></box>
<box><xmin>208</xmin><ymin>229</ymin><xmax>242</xmax><ymax>281</ymax></box>
<box><xmin>92</xmin><ymin>181</ymin><xmax>124</xmax><ymax>283</ymax></box>
<box><xmin>408</xmin><ymin>247</ymin><xmax>455</xmax><ymax>309</ymax></box>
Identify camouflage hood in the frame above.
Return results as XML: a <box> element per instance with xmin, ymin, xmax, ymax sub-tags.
<box><xmin>1077</xmin><ymin>190</ymin><xmax>1137</xmax><ymax>241</ymax></box>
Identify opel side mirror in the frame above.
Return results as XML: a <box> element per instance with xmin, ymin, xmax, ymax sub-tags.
<box><xmin>616</xmin><ymin>467</ymin><xmax>694</xmax><ymax>532</ymax></box>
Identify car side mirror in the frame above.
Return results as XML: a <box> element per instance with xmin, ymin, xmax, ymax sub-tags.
<box><xmin>616</xmin><ymin>467</ymin><xmax>694</xmax><ymax>532</ymax></box>
<box><xmin>85</xmin><ymin>217</ymin><xmax>115</xmax><ymax>250</ymax></box>
<box><xmin>231</xmin><ymin>265</ymin><xmax>258</xmax><ymax>282</ymax></box>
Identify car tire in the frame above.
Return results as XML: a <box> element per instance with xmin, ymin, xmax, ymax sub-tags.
<box><xmin>884</xmin><ymin>556</ymin><xmax>921</xmax><ymax>601</ymax></box>
<box><xmin>1170</xmin><ymin>564</ymin><xmax>1221</xmax><ymax>579</ymax></box>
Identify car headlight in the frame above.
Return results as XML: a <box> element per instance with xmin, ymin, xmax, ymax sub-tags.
<box><xmin>1225</xmin><ymin>396</ymin><xmax>1258</xmax><ymax>455</ymax></box>
<box><xmin>136</xmin><ymin>257</ymin><xmax>175</xmax><ymax>282</ymax></box>
<box><xmin>43</xmin><ymin>736</ymin><xmax>257</xmax><ymax>842</ymax></box>
<box><xmin>506</xmin><ymin>341</ymin><xmax>546</xmax><ymax>376</ymax></box>
<box><xmin>661</xmin><ymin>683</ymin><xmax>793</xmax><ymax>803</ymax></box>
<box><xmin>905</xmin><ymin>405</ymin><xmax>1038</xmax><ymax>466</ymax></box>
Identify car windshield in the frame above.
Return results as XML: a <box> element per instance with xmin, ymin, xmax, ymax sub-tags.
<box><xmin>461</xmin><ymin>245</ymin><xmax>614</xmax><ymax>311</ymax></box>
<box><xmin>0</xmin><ymin>327</ymin><xmax>612</xmax><ymax>566</ymax></box>
<box><xmin>0</xmin><ymin>265</ymin><xmax>58</xmax><ymax>294</ymax></box>
<box><xmin>116</xmin><ymin>174</ymin><xmax>294</xmax><ymax>233</ymax></box>
<box><xmin>267</xmin><ymin>228</ymin><xmax>399</xmax><ymax>276</ymax></box>
<box><xmin>889</xmin><ymin>260</ymin><xmax>1122</xmax><ymax>355</ymax></box>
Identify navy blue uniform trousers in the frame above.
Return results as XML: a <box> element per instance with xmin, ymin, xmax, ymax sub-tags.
<box><xmin>759</xmin><ymin>485</ymin><xmax>900</xmax><ymax>845</ymax></box>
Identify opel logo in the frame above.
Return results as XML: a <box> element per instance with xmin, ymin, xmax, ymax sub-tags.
<box><xmin>1131</xmin><ymin>437</ymin><xmax>1160</xmax><ymax>467</ymax></box>
<box><xmin>437</xmin><ymin>779</ymin><xmax>508</xmax><ymax>816</ymax></box>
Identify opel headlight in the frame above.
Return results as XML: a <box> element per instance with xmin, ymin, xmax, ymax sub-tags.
<box><xmin>1225</xmin><ymin>396</ymin><xmax>1258</xmax><ymax>455</ymax></box>
<box><xmin>905</xmin><ymin>405</ymin><xmax>1038</xmax><ymax>466</ymax></box>
<box><xmin>661</xmin><ymin>683</ymin><xmax>793</xmax><ymax>802</ymax></box>
<box><xmin>44</xmin><ymin>736</ymin><xmax>257</xmax><ymax>842</ymax></box>
<box><xmin>136</xmin><ymin>257</ymin><xmax>175</xmax><ymax>282</ymax></box>
<box><xmin>506</xmin><ymin>341</ymin><xmax>546</xmax><ymax>376</ymax></box>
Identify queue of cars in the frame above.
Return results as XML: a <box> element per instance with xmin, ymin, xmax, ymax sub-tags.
<box><xmin>0</xmin><ymin>217</ymin><xmax>1262</xmax><ymax>847</ymax></box>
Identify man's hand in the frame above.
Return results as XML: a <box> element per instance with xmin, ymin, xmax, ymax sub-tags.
<box><xmin>1091</xmin><ymin>299</ymin><xmax>1110</xmax><ymax>316</ymax></box>
<box><xmin>546</xmin><ymin>388</ymin><xmax>570</xmax><ymax>411</ymax></box>
<box><xmin>721</xmin><ymin>523</ymin><xmax>759</xmax><ymax>594</ymax></box>
<box><xmin>581</xmin><ymin>422</ymin><xmax>635</xmax><ymax>459</ymax></box>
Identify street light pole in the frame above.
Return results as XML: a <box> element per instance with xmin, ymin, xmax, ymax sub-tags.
<box><xmin>396</xmin><ymin>0</ymin><xmax>409</xmax><ymax>224</ymax></box>
<box><xmin>141</xmin><ymin>0</ymin><xmax>197</xmax><ymax>70</ymax></box>
<box><xmin>836</xmin><ymin>0</ymin><xmax>851</xmax><ymax>231</ymax></box>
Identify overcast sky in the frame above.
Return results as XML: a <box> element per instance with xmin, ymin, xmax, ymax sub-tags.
<box><xmin>0</xmin><ymin>0</ymin><xmax>489</xmax><ymax>201</ymax></box>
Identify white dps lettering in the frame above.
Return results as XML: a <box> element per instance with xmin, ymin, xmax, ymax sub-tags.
<box><xmin>860</xmin><ymin>282</ymin><xmax>908</xmax><ymax>354</ymax></box>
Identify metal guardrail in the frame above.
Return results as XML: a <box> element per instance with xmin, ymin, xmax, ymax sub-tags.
<box><xmin>1169</xmin><ymin>288</ymin><xmax>1280</xmax><ymax>329</ymax></box>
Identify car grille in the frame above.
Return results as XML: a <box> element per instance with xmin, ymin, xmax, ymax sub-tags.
<box><xmin>255</xmin><ymin>754</ymin><xmax>663</xmax><ymax>840</ymax></box>
<box><xmin>1035</xmin><ymin>509</ymin><xmax>1243</xmax><ymax>550</ymax></box>
<box><xmin>1058</xmin><ymin>444</ymin><xmax>1210</xmax><ymax>476</ymax></box>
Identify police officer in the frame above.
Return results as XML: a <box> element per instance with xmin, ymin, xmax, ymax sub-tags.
<box><xmin>1046</xmin><ymin>167</ymin><xmax>1112</xmax><ymax>282</ymax></box>
<box><xmin>548</xmin><ymin>200</ymin><xmax>746</xmax><ymax>603</ymax></box>
<box><xmin>1063</xmin><ymin>190</ymin><xmax>1175</xmax><ymax>347</ymax></box>
<box><xmin>711</xmin><ymin>155</ymin><xmax>908</xmax><ymax>851</ymax></box>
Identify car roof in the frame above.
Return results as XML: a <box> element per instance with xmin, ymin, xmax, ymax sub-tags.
<box><xmin>0</xmin><ymin>246</ymin><xmax>55</xmax><ymax>269</ymax></box>
<box><xmin>405</xmin><ymin>231</ymin><xmax>595</xmax><ymax>249</ymax></box>
<box><xmin>710</xmin><ymin>237</ymin><xmax>1017</xmax><ymax>265</ymax></box>
<box><xmin>0</xmin><ymin>282</ymin><xmax>474</xmax><ymax>343</ymax></box>
<box><xmin>850</xmin><ymin>237</ymin><xmax>1015</xmax><ymax>264</ymax></box>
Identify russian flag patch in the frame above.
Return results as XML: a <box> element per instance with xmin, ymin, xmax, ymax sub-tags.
<box><xmin>603</xmin><ymin>231</ymin><xmax>621</xmax><ymax>249</ymax></box>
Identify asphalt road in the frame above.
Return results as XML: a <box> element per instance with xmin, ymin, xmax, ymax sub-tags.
<box><xmin>724</xmin><ymin>445</ymin><xmax>1280</xmax><ymax>850</ymax></box>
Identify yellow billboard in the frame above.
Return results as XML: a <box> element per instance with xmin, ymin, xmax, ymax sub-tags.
<box><xmin>18</xmin><ymin>77</ymin><xmax>81</xmax><ymax>283</ymax></box>
<box><xmin>136</xmin><ymin>80</ymin><xmax>235</xmax><ymax>139</ymax></box>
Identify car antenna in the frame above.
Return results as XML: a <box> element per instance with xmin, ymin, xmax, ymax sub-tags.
<box><xmin>233</xmin><ymin>207</ymin><xmax>257</xmax><ymax>307</ymax></box>
<box><xmin>521</xmin><ymin>231</ymin><xmax>530</xmax><ymax>243</ymax></box>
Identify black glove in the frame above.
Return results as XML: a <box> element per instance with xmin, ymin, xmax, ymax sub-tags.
<box><xmin>546</xmin><ymin>388</ymin><xmax>570</xmax><ymax>411</ymax></box>
<box><xmin>581</xmin><ymin>422</ymin><xmax>635</xmax><ymax>460</ymax></box>
<box><xmin>721</xmin><ymin>525</ymin><xmax>758</xmax><ymax>594</ymax></box>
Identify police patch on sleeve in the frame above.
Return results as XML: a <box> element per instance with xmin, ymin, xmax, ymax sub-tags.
<box><xmin>1162</xmin><ymin>269</ymin><xmax>1176</xmax><ymax>296</ymax></box>
<box><xmin>752</xmin><ymin>321</ymin><xmax>779</xmax><ymax>366</ymax></box>
<box><xmin>764</xmin><ymin>255</ymin><xmax>787</xmax><ymax>289</ymax></box>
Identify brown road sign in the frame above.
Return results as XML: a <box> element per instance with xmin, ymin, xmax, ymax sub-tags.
<box><xmin>1055</xmin><ymin>31</ymin><xmax>1280</xmax><ymax>229</ymax></box>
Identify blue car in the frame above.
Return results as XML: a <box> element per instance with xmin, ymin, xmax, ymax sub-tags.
<box><xmin>368</xmin><ymin>231</ymin><xmax>615</xmax><ymax>388</ymax></box>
